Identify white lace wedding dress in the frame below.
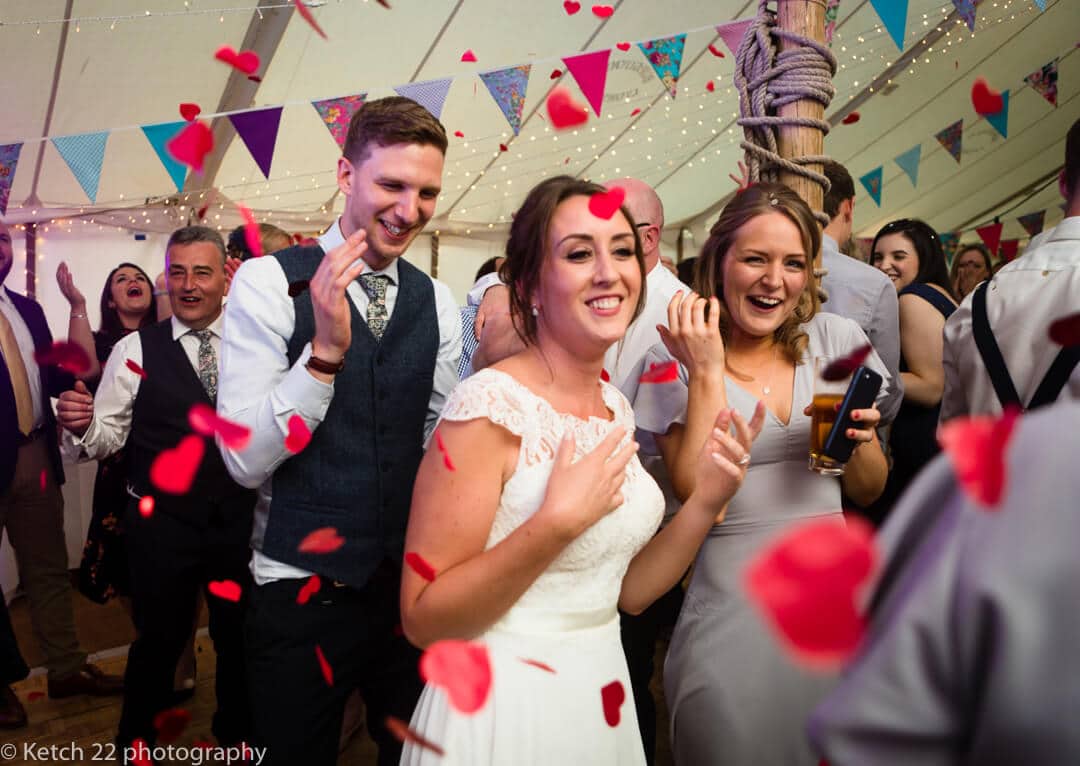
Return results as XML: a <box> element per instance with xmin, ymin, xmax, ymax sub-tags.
<box><xmin>401</xmin><ymin>368</ymin><xmax>664</xmax><ymax>766</ymax></box>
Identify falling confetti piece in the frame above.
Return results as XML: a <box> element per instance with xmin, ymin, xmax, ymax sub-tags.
<box><xmin>588</xmin><ymin>186</ymin><xmax>626</xmax><ymax>220</ymax></box>
<box><xmin>293</xmin><ymin>0</ymin><xmax>328</xmax><ymax>39</ymax></box>
<box><xmin>938</xmin><ymin>406</ymin><xmax>1021</xmax><ymax>509</ymax></box>
<box><xmin>547</xmin><ymin>87</ymin><xmax>590</xmax><ymax>130</ymax></box>
<box><xmin>385</xmin><ymin>716</ymin><xmax>446</xmax><ymax>756</ymax></box>
<box><xmin>188</xmin><ymin>403</ymin><xmax>252</xmax><ymax>450</ymax></box>
<box><xmin>550</xmin><ymin>68</ymin><xmax>563</xmax><ymax>79</ymax></box>
<box><xmin>39</xmin><ymin>469</ymin><xmax>46</xmax><ymax>492</ymax></box>
<box><xmin>27</xmin><ymin>691</ymin><xmax>44</xmax><ymax>702</ymax></box>
<box><xmin>149</xmin><ymin>435</ymin><xmax>205</xmax><ymax>495</ymax></box>
<box><xmin>600</xmin><ymin>368</ymin><xmax>610</xmax><ymax>382</ymax></box>
<box><xmin>238</xmin><ymin>203</ymin><xmax>264</xmax><ymax>258</ymax></box>
<box><xmin>166</xmin><ymin>121</ymin><xmax>214</xmax><ymax>173</ymax></box>
<box><xmin>1048</xmin><ymin>312</ymin><xmax>1080</xmax><ymax>346</ymax></box>
<box><xmin>820</xmin><ymin>344</ymin><xmax>872</xmax><ymax>381</ymax></box>
<box><xmin>179</xmin><ymin>103</ymin><xmax>201</xmax><ymax>121</ymax></box>
<box><xmin>461</xmin><ymin>49</ymin><xmax>477</xmax><ymax>62</ymax></box>
<box><xmin>296</xmin><ymin>574</ymin><xmax>322</xmax><ymax>605</ymax></box>
<box><xmin>591</xmin><ymin>4</ymin><xmax>614</xmax><ymax>18</ymax></box>
<box><xmin>745</xmin><ymin>517</ymin><xmax>877</xmax><ymax>667</ymax></box>
<box><xmin>420</xmin><ymin>640</ymin><xmax>493</xmax><ymax>714</ymax></box>
<box><xmin>214</xmin><ymin>45</ymin><xmax>260</xmax><ymax>75</ymax></box>
<box><xmin>519</xmin><ymin>657</ymin><xmax>557</xmax><ymax>673</ymax></box>
<box><xmin>125</xmin><ymin>358</ymin><xmax>148</xmax><ymax>379</ymax></box>
<box><xmin>499</xmin><ymin>143</ymin><xmax>508</xmax><ymax>152</ymax></box>
<box><xmin>630</xmin><ymin>108</ymin><xmax>641</xmax><ymax>116</ymax></box>
<box><xmin>247</xmin><ymin>74</ymin><xmax>263</xmax><ymax>83</ymax></box>
<box><xmin>616</xmin><ymin>42</ymin><xmax>630</xmax><ymax>51</ymax></box>
<box><xmin>138</xmin><ymin>495</ymin><xmax>155</xmax><ymax>518</ymax></box>
<box><xmin>207</xmin><ymin>579</ymin><xmax>242</xmax><ymax>603</ymax></box>
<box><xmin>971</xmin><ymin>77</ymin><xmax>1004</xmax><ymax>115</ymax></box>
<box><xmin>563</xmin><ymin>0</ymin><xmax>581</xmax><ymax>15</ymax></box>
<box><xmin>298</xmin><ymin>526</ymin><xmax>345</xmax><ymax>554</ymax></box>
<box><xmin>153</xmin><ymin>707</ymin><xmax>192</xmax><ymax>744</ymax></box>
<box><xmin>284</xmin><ymin>414</ymin><xmax>312</xmax><ymax>453</ymax></box>
<box><xmin>130</xmin><ymin>739</ymin><xmax>153</xmax><ymax>766</ymax></box>
<box><xmin>434</xmin><ymin>429</ymin><xmax>456</xmax><ymax>471</ymax></box>
<box><xmin>639</xmin><ymin>361</ymin><xmax>678</xmax><ymax>384</ymax></box>
<box><xmin>405</xmin><ymin>552</ymin><xmax>437</xmax><ymax>582</ymax></box>
<box><xmin>287</xmin><ymin>280</ymin><xmax>310</xmax><ymax>297</ymax></box>
<box><xmin>33</xmin><ymin>341</ymin><xmax>91</xmax><ymax>375</ymax></box>
<box><xmin>708</xmin><ymin>44</ymin><xmax>726</xmax><ymax>57</ymax></box>
<box><xmin>315</xmin><ymin>644</ymin><xmax>334</xmax><ymax>686</ymax></box>
<box><xmin>601</xmin><ymin>680</ymin><xmax>625</xmax><ymax>726</ymax></box>
<box><xmin>454</xmin><ymin>130</ymin><xmax>465</xmax><ymax>138</ymax></box>
<box><xmin>841</xmin><ymin>111</ymin><xmax>861</xmax><ymax>125</ymax></box>
<box><xmin>706</xmin><ymin>81</ymin><xmax>716</xmax><ymax>92</ymax></box>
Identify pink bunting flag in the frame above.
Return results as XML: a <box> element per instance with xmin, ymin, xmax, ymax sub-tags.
<box><xmin>562</xmin><ymin>49</ymin><xmax>611</xmax><ymax>118</ymax></box>
<box><xmin>716</xmin><ymin>20</ymin><xmax>753</xmax><ymax>58</ymax></box>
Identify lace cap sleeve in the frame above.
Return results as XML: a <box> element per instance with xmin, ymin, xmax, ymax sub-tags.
<box><xmin>438</xmin><ymin>369</ymin><xmax>532</xmax><ymax>440</ymax></box>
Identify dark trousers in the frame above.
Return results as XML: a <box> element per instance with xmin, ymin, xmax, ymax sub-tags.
<box><xmin>245</xmin><ymin>560</ymin><xmax>422</xmax><ymax>766</ymax></box>
<box><xmin>117</xmin><ymin>502</ymin><xmax>253</xmax><ymax>747</ymax></box>
<box><xmin>619</xmin><ymin>582</ymin><xmax>685</xmax><ymax>766</ymax></box>
<box><xmin>0</xmin><ymin>594</ymin><xmax>28</xmax><ymax>687</ymax></box>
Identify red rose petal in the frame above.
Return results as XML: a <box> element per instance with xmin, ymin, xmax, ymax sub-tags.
<box><xmin>315</xmin><ymin>644</ymin><xmax>334</xmax><ymax>686</ymax></box>
<box><xmin>745</xmin><ymin>516</ymin><xmax>877</xmax><ymax>668</ymax></box>
<box><xmin>549</xmin><ymin>68</ymin><xmax>563</xmax><ymax>80</ymax></box>
<box><xmin>385</xmin><ymin>715</ymin><xmax>446</xmax><ymax>756</ymax></box>
<box><xmin>937</xmin><ymin>406</ymin><xmax>1021</xmax><ymax>509</ymax></box>
<box><xmin>179</xmin><ymin>103</ymin><xmax>201</xmax><ymax>122</ymax></box>
<box><xmin>27</xmin><ymin>691</ymin><xmax>44</xmax><ymax>702</ymax></box>
<box><xmin>708</xmin><ymin>43</ymin><xmax>726</xmax><ymax>57</ymax></box>
<box><xmin>600</xmin><ymin>680</ymin><xmax>625</xmax><ymax>726</ymax></box>
<box><xmin>130</xmin><ymin>738</ymin><xmax>153</xmax><ymax>766</ymax></box>
<box><xmin>208</xmin><ymin>579</ymin><xmax>242</xmax><ymax>603</ymax></box>
<box><xmin>435</xmin><ymin>429</ymin><xmax>456</xmax><ymax>471</ymax></box>
<box><xmin>298</xmin><ymin>527</ymin><xmax>345</xmax><ymax>554</ymax></box>
<box><xmin>405</xmin><ymin>552</ymin><xmax>437</xmax><ymax>582</ymax></box>
<box><xmin>971</xmin><ymin>77</ymin><xmax>1004</xmax><ymax>116</ymax></box>
<box><xmin>454</xmin><ymin>130</ymin><xmax>465</xmax><ymax>138</ymax></box>
<box><xmin>247</xmin><ymin>74</ymin><xmax>263</xmax><ymax>83</ymax></box>
<box><xmin>125</xmin><ymin>358</ymin><xmax>148</xmax><ymax>379</ymax></box>
<box><xmin>287</xmin><ymin>280</ymin><xmax>310</xmax><ymax>297</ymax></box>
<box><xmin>630</xmin><ymin>108</ymin><xmax>641</xmax><ymax>116</ymax></box>
<box><xmin>706</xmin><ymin>81</ymin><xmax>716</xmax><ymax>92</ymax></box>
<box><xmin>293</xmin><ymin>0</ymin><xmax>328</xmax><ymax>39</ymax></box>
<box><xmin>33</xmin><ymin>341</ymin><xmax>92</xmax><ymax>375</ymax></box>
<box><xmin>153</xmin><ymin>707</ymin><xmax>192</xmax><ymax>744</ymax></box>
<box><xmin>166</xmin><ymin>121</ymin><xmax>214</xmax><ymax>174</ymax></box>
<box><xmin>563</xmin><ymin>0</ymin><xmax>581</xmax><ymax>15</ymax></box>
<box><xmin>546</xmin><ymin>87</ymin><xmax>589</xmax><ymax>130</ymax></box>
<box><xmin>214</xmin><ymin>45</ymin><xmax>260</xmax><ymax>75</ymax></box>
<box><xmin>460</xmin><ymin>49</ymin><xmax>477</xmax><ymax>63</ymax></box>
<box><xmin>188</xmin><ymin>403</ymin><xmax>252</xmax><ymax>451</ymax></box>
<box><xmin>138</xmin><ymin>495</ymin><xmax>155</xmax><ymax>518</ymax></box>
<box><xmin>39</xmin><ymin>469</ymin><xmax>46</xmax><ymax>492</ymax></box>
<box><xmin>591</xmin><ymin>4</ymin><xmax>614</xmax><ymax>18</ymax></box>
<box><xmin>236</xmin><ymin>203</ymin><xmax>263</xmax><ymax>259</ymax></box>
<box><xmin>419</xmin><ymin>640</ymin><xmax>492</xmax><ymax>714</ymax></box>
<box><xmin>149</xmin><ymin>435</ymin><xmax>205</xmax><ymax>495</ymax></box>
<box><xmin>588</xmin><ymin>186</ymin><xmax>626</xmax><ymax>220</ymax></box>
<box><xmin>841</xmin><ymin>111</ymin><xmax>861</xmax><ymax>125</ymax></box>
<box><xmin>600</xmin><ymin>368</ymin><xmax>610</xmax><ymax>382</ymax></box>
<box><xmin>519</xmin><ymin>657</ymin><xmax>556</xmax><ymax>673</ymax></box>
<box><xmin>616</xmin><ymin>42</ymin><xmax>630</xmax><ymax>51</ymax></box>
<box><xmin>284</xmin><ymin>414</ymin><xmax>312</xmax><ymax>454</ymax></box>
<box><xmin>499</xmin><ymin>143</ymin><xmax>508</xmax><ymax>152</ymax></box>
<box><xmin>1048</xmin><ymin>311</ymin><xmax>1080</xmax><ymax>347</ymax></box>
<box><xmin>820</xmin><ymin>344</ymin><xmax>872</xmax><ymax>381</ymax></box>
<box><xmin>639</xmin><ymin>360</ymin><xmax>678</xmax><ymax>384</ymax></box>
<box><xmin>296</xmin><ymin>574</ymin><xmax>322</xmax><ymax>605</ymax></box>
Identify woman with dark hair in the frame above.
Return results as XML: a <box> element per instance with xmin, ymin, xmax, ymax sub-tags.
<box><xmin>870</xmin><ymin>218</ymin><xmax>958</xmax><ymax>519</ymax></box>
<box><xmin>399</xmin><ymin>176</ymin><xmax>761</xmax><ymax>765</ymax></box>
<box><xmin>634</xmin><ymin>183</ymin><xmax>890</xmax><ymax>766</ymax></box>
<box><xmin>949</xmin><ymin>242</ymin><xmax>993</xmax><ymax>299</ymax></box>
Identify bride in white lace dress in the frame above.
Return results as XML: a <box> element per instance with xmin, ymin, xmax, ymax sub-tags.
<box><xmin>399</xmin><ymin>176</ymin><xmax>764</xmax><ymax>765</ymax></box>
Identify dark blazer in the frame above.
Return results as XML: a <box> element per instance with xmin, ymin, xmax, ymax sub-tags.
<box><xmin>1</xmin><ymin>287</ymin><xmax>73</xmax><ymax>494</ymax></box>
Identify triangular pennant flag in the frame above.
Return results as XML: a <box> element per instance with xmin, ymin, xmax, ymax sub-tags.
<box><xmin>998</xmin><ymin>239</ymin><xmax>1019</xmax><ymax>262</ymax></box>
<box><xmin>562</xmin><ymin>50</ymin><xmax>610</xmax><ymax>118</ymax></box>
<box><xmin>869</xmin><ymin>0</ymin><xmax>908</xmax><ymax>50</ymax></box>
<box><xmin>1024</xmin><ymin>59</ymin><xmax>1058</xmax><ymax>108</ymax></box>
<box><xmin>935</xmin><ymin>119</ymin><xmax>963</xmax><ymax>163</ymax></box>
<box><xmin>976</xmin><ymin>222</ymin><xmax>1003</xmax><ymax>255</ymax></box>
<box><xmin>229</xmin><ymin>107</ymin><xmax>283</xmax><ymax>179</ymax></box>
<box><xmin>939</xmin><ymin>232</ymin><xmax>961</xmax><ymax>266</ymax></box>
<box><xmin>394</xmin><ymin>78</ymin><xmax>453</xmax><ymax>120</ymax></box>
<box><xmin>1017</xmin><ymin>210</ymin><xmax>1045</xmax><ymax>238</ymax></box>
<box><xmin>0</xmin><ymin>143</ymin><xmax>23</xmax><ymax>216</ymax></box>
<box><xmin>893</xmin><ymin>144</ymin><xmax>921</xmax><ymax>187</ymax></box>
<box><xmin>478</xmin><ymin>65</ymin><xmax>531</xmax><ymax>136</ymax></box>
<box><xmin>636</xmin><ymin>35</ymin><xmax>686</xmax><ymax>98</ymax></box>
<box><xmin>825</xmin><ymin>0</ymin><xmax>841</xmax><ymax>45</ymax></box>
<box><xmin>716</xmin><ymin>20</ymin><xmax>753</xmax><ymax>58</ymax></box>
<box><xmin>859</xmin><ymin>166</ymin><xmax>883</xmax><ymax>206</ymax></box>
<box><xmin>985</xmin><ymin>90</ymin><xmax>1009</xmax><ymax>139</ymax></box>
<box><xmin>951</xmin><ymin>0</ymin><xmax>976</xmax><ymax>31</ymax></box>
<box><xmin>312</xmin><ymin>94</ymin><xmax>366</xmax><ymax>148</ymax></box>
<box><xmin>141</xmin><ymin>121</ymin><xmax>189</xmax><ymax>192</ymax></box>
<box><xmin>52</xmin><ymin>131</ymin><xmax>108</xmax><ymax>203</ymax></box>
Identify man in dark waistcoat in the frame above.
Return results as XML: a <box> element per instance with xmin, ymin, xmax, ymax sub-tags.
<box><xmin>218</xmin><ymin>97</ymin><xmax>461</xmax><ymax>766</ymax></box>
<box><xmin>57</xmin><ymin>226</ymin><xmax>257</xmax><ymax>758</ymax></box>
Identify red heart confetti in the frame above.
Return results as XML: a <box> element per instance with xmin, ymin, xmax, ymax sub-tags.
<box><xmin>315</xmin><ymin>644</ymin><xmax>334</xmax><ymax>686</ymax></box>
<box><xmin>499</xmin><ymin>143</ymin><xmax>508</xmax><ymax>152</ymax></box>
<box><xmin>419</xmin><ymin>640</ymin><xmax>493</xmax><ymax>714</ymax></box>
<box><xmin>639</xmin><ymin>360</ymin><xmax>678</xmax><ymax>384</ymax></box>
<box><xmin>27</xmin><ymin>691</ymin><xmax>44</xmax><ymax>702</ymax></box>
<box><xmin>284</xmin><ymin>414</ymin><xmax>312</xmax><ymax>453</ymax></box>
<box><xmin>138</xmin><ymin>495</ymin><xmax>155</xmax><ymax>518</ymax></box>
<box><xmin>519</xmin><ymin>657</ymin><xmax>556</xmax><ymax>673</ymax></box>
<box><xmin>630</xmin><ymin>108</ymin><xmax>641</xmax><ymax>116</ymax></box>
<box><xmin>38</xmin><ymin>469</ymin><xmax>46</xmax><ymax>492</ymax></box>
<box><xmin>33</xmin><ymin>341</ymin><xmax>92</xmax><ymax>375</ymax></box>
<box><xmin>153</xmin><ymin>707</ymin><xmax>192</xmax><ymax>744</ymax></box>
<box><xmin>454</xmin><ymin>130</ymin><xmax>465</xmax><ymax>138</ymax></box>
<box><xmin>460</xmin><ymin>49</ymin><xmax>477</xmax><ymax>63</ymax></box>
<box><xmin>550</xmin><ymin>68</ymin><xmax>563</xmax><ymax>79</ymax></box>
<box><xmin>166</xmin><ymin>121</ymin><xmax>214</xmax><ymax>174</ymax></box>
<box><xmin>214</xmin><ymin>45</ymin><xmax>260</xmax><ymax>75</ymax></box>
<box><xmin>385</xmin><ymin>715</ymin><xmax>446</xmax><ymax>756</ymax></box>
<box><xmin>841</xmin><ymin>111</ymin><xmax>860</xmax><ymax>125</ymax></box>
<box><xmin>708</xmin><ymin>43</ymin><xmax>726</xmax><ymax>57</ymax></box>
<box><xmin>125</xmin><ymin>358</ymin><xmax>148</xmax><ymax>379</ymax></box>
<box><xmin>298</xmin><ymin>527</ymin><xmax>345</xmax><ymax>554</ymax></box>
<box><xmin>971</xmin><ymin>77</ymin><xmax>1004</xmax><ymax>116</ymax></box>
<box><xmin>616</xmin><ymin>42</ymin><xmax>631</xmax><ymax>51</ymax></box>
<box><xmin>293</xmin><ymin>0</ymin><xmax>328</xmax><ymax>40</ymax></box>
<box><xmin>546</xmin><ymin>87</ymin><xmax>589</xmax><ymax>130</ymax></box>
<box><xmin>435</xmin><ymin>429</ymin><xmax>456</xmax><ymax>471</ymax></box>
<box><xmin>287</xmin><ymin>280</ymin><xmax>310</xmax><ymax>297</ymax></box>
<box><xmin>247</xmin><ymin>74</ymin><xmax>263</xmax><ymax>83</ymax></box>
<box><xmin>588</xmin><ymin>186</ymin><xmax>626</xmax><ymax>220</ymax></box>
<box><xmin>937</xmin><ymin>406</ymin><xmax>1020</xmax><ymax>509</ymax></box>
<box><xmin>706</xmin><ymin>81</ymin><xmax>716</xmax><ymax>92</ymax></box>
<box><xmin>296</xmin><ymin>574</ymin><xmax>322</xmax><ymax>605</ymax></box>
<box><xmin>601</xmin><ymin>680</ymin><xmax>625</xmax><ymax>726</ymax></box>
<box><xmin>1048</xmin><ymin>312</ymin><xmax>1080</xmax><ymax>347</ymax></box>
<box><xmin>405</xmin><ymin>552</ymin><xmax>437</xmax><ymax>582</ymax></box>
<box><xmin>207</xmin><ymin>579</ymin><xmax>242</xmax><ymax>603</ymax></box>
<box><xmin>563</xmin><ymin>0</ymin><xmax>581</xmax><ymax>15</ymax></box>
<box><xmin>600</xmin><ymin>368</ymin><xmax>610</xmax><ymax>382</ymax></box>
<box><xmin>237</xmin><ymin>203</ymin><xmax>263</xmax><ymax>258</ymax></box>
<box><xmin>149</xmin><ymin>435</ymin><xmax>205</xmax><ymax>494</ymax></box>
<box><xmin>188</xmin><ymin>403</ymin><xmax>252</xmax><ymax>451</ymax></box>
<box><xmin>820</xmin><ymin>344</ymin><xmax>872</xmax><ymax>381</ymax></box>
<box><xmin>179</xmin><ymin>103</ymin><xmax>201</xmax><ymax>122</ymax></box>
<box><xmin>745</xmin><ymin>516</ymin><xmax>877</xmax><ymax>668</ymax></box>
<box><xmin>592</xmin><ymin>4</ymin><xmax>614</xmax><ymax>18</ymax></box>
<box><xmin>130</xmin><ymin>738</ymin><xmax>153</xmax><ymax>766</ymax></box>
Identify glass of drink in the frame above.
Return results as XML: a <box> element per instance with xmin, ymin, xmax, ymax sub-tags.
<box><xmin>809</xmin><ymin>356</ymin><xmax>847</xmax><ymax>476</ymax></box>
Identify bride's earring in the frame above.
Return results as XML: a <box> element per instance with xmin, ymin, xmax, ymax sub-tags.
<box><xmin>531</xmin><ymin>304</ymin><xmax>540</xmax><ymax>316</ymax></box>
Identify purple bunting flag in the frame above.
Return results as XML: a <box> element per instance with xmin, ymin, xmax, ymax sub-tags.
<box><xmin>951</xmin><ymin>0</ymin><xmax>976</xmax><ymax>31</ymax></box>
<box><xmin>229</xmin><ymin>107</ymin><xmax>283</xmax><ymax>179</ymax></box>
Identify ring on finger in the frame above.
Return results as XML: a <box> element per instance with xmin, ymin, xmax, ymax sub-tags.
<box><xmin>737</xmin><ymin>453</ymin><xmax>751</xmax><ymax>467</ymax></box>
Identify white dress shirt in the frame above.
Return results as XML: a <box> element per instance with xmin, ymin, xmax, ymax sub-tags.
<box><xmin>218</xmin><ymin>219</ymin><xmax>462</xmax><ymax>585</ymax></box>
<box><xmin>941</xmin><ymin>216</ymin><xmax>1080</xmax><ymax>421</ymax></box>
<box><xmin>0</xmin><ymin>288</ymin><xmax>46</xmax><ymax>429</ymax></box>
<box><xmin>74</xmin><ymin>313</ymin><xmax>225</xmax><ymax>460</ymax></box>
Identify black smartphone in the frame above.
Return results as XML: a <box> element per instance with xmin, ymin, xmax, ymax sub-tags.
<box><xmin>822</xmin><ymin>366</ymin><xmax>883</xmax><ymax>462</ymax></box>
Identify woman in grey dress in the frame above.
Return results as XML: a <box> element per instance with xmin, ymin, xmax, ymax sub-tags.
<box><xmin>634</xmin><ymin>184</ymin><xmax>890</xmax><ymax>765</ymax></box>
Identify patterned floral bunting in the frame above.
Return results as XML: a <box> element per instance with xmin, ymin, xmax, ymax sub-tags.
<box><xmin>935</xmin><ymin>119</ymin><xmax>963</xmax><ymax>163</ymax></box>
<box><xmin>1024</xmin><ymin>59</ymin><xmax>1058</xmax><ymax>107</ymax></box>
<box><xmin>637</xmin><ymin>35</ymin><xmax>687</xmax><ymax>98</ymax></box>
<box><xmin>312</xmin><ymin>94</ymin><xmax>367</xmax><ymax>148</ymax></box>
<box><xmin>478</xmin><ymin>65</ymin><xmax>531</xmax><ymax>136</ymax></box>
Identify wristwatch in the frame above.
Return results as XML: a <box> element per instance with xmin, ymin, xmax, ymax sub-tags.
<box><xmin>306</xmin><ymin>354</ymin><xmax>344</xmax><ymax>375</ymax></box>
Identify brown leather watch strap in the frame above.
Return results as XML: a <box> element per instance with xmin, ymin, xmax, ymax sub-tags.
<box><xmin>306</xmin><ymin>354</ymin><xmax>344</xmax><ymax>375</ymax></box>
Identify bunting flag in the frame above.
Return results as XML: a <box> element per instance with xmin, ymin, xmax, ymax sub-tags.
<box><xmin>893</xmin><ymin>144</ymin><xmax>921</xmax><ymax>187</ymax></box>
<box><xmin>985</xmin><ymin>90</ymin><xmax>1009</xmax><ymax>139</ymax></box>
<box><xmin>952</xmin><ymin>0</ymin><xmax>976</xmax><ymax>31</ymax></box>
<box><xmin>394</xmin><ymin>78</ymin><xmax>453</xmax><ymax>119</ymax></box>
<box><xmin>1017</xmin><ymin>210</ymin><xmax>1045</xmax><ymax>238</ymax></box>
<box><xmin>869</xmin><ymin>0</ymin><xmax>908</xmax><ymax>50</ymax></box>
<box><xmin>935</xmin><ymin>119</ymin><xmax>963</xmax><ymax>163</ymax></box>
<box><xmin>716</xmin><ymin>20</ymin><xmax>753</xmax><ymax>58</ymax></box>
<box><xmin>637</xmin><ymin>35</ymin><xmax>687</xmax><ymax>98</ymax></box>
<box><xmin>1033</xmin><ymin>0</ymin><xmax>1045</xmax><ymax>9</ymax></box>
<box><xmin>52</xmin><ymin>131</ymin><xmax>108</xmax><ymax>203</ymax></box>
<box><xmin>478</xmin><ymin>65</ymin><xmax>531</xmax><ymax>135</ymax></box>
<box><xmin>1024</xmin><ymin>59</ymin><xmax>1058</xmax><ymax>107</ymax></box>
<box><xmin>938</xmin><ymin>232</ymin><xmax>961</xmax><ymax>266</ymax></box>
<box><xmin>859</xmin><ymin>166</ymin><xmax>883</xmax><ymax>206</ymax></box>
<box><xmin>229</xmin><ymin>107</ymin><xmax>283</xmax><ymax>179</ymax></box>
<box><xmin>312</xmin><ymin>94</ymin><xmax>366</xmax><ymax>148</ymax></box>
<box><xmin>0</xmin><ymin>143</ymin><xmax>22</xmax><ymax>216</ymax></box>
<box><xmin>562</xmin><ymin>49</ymin><xmax>611</xmax><ymax>117</ymax></box>
<box><xmin>141</xmin><ymin>121</ymin><xmax>189</xmax><ymax>192</ymax></box>
<box><xmin>976</xmin><ymin>222</ymin><xmax>1004</xmax><ymax>255</ymax></box>
<box><xmin>998</xmin><ymin>239</ymin><xmax>1020</xmax><ymax>262</ymax></box>
<box><xmin>825</xmin><ymin>0</ymin><xmax>841</xmax><ymax>44</ymax></box>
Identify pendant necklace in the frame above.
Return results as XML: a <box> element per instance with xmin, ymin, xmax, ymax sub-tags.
<box><xmin>761</xmin><ymin>344</ymin><xmax>780</xmax><ymax>397</ymax></box>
